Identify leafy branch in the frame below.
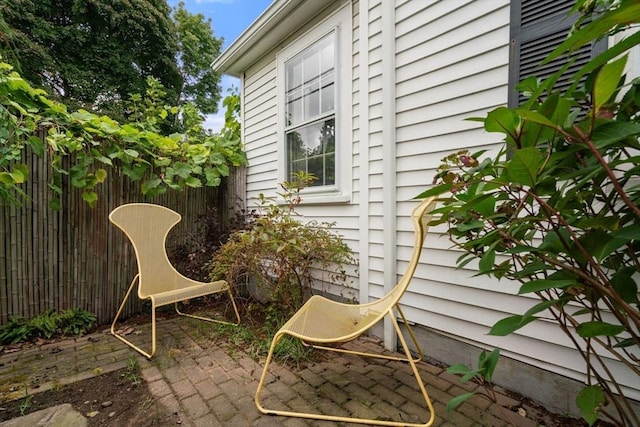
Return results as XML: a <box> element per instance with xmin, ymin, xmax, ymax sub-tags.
<box><xmin>421</xmin><ymin>1</ymin><xmax>640</xmax><ymax>425</ymax></box>
<box><xmin>0</xmin><ymin>62</ymin><xmax>247</xmax><ymax>208</ymax></box>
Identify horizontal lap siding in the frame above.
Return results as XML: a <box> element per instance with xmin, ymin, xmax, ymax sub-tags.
<box><xmin>240</xmin><ymin>3</ymin><xmax>361</xmax><ymax>295</ymax></box>
<box><xmin>393</xmin><ymin>0</ymin><xmax>511</xmax><ymax>341</ymax></box>
<box><xmin>243</xmin><ymin>58</ymin><xmax>278</xmax><ymax>204</ymax></box>
<box><xmin>393</xmin><ymin>0</ymin><xmax>639</xmax><ymax>397</ymax></box>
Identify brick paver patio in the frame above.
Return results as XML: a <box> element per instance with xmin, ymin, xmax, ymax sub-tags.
<box><xmin>0</xmin><ymin>315</ymin><xmax>554</xmax><ymax>426</ymax></box>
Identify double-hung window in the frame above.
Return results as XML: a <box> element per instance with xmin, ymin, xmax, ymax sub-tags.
<box><xmin>277</xmin><ymin>4</ymin><xmax>350</xmax><ymax>202</ymax></box>
<box><xmin>285</xmin><ymin>33</ymin><xmax>336</xmax><ymax>187</ymax></box>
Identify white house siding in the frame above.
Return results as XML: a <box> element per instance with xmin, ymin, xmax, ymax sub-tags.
<box><xmin>391</xmin><ymin>0</ymin><xmax>639</xmax><ymax>400</ymax></box>
<box><xmin>243</xmin><ymin>57</ymin><xmax>278</xmax><ymax>200</ymax></box>
<box><xmin>393</xmin><ymin>0</ymin><xmax>512</xmax><ymax>348</ymax></box>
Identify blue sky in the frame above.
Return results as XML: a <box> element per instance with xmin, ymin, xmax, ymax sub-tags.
<box><xmin>167</xmin><ymin>0</ymin><xmax>273</xmax><ymax>131</ymax></box>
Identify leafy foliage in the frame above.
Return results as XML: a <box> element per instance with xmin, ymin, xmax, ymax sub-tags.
<box><xmin>0</xmin><ymin>0</ymin><xmax>224</xmax><ymax>124</ymax></box>
<box><xmin>0</xmin><ymin>61</ymin><xmax>247</xmax><ymax>208</ymax></box>
<box><xmin>173</xmin><ymin>1</ymin><xmax>223</xmax><ymax>115</ymax></box>
<box><xmin>445</xmin><ymin>349</ymin><xmax>500</xmax><ymax>412</ymax></box>
<box><xmin>167</xmin><ymin>205</ymin><xmax>246</xmax><ymax>282</ymax></box>
<box><xmin>0</xmin><ymin>308</ymin><xmax>96</xmax><ymax>344</ymax></box>
<box><xmin>422</xmin><ymin>1</ymin><xmax>640</xmax><ymax>425</ymax></box>
<box><xmin>0</xmin><ymin>0</ymin><xmax>182</xmax><ymax>120</ymax></box>
<box><xmin>210</xmin><ymin>172</ymin><xmax>355</xmax><ymax>318</ymax></box>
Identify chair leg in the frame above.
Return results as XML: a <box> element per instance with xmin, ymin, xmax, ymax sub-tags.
<box><xmin>110</xmin><ymin>275</ymin><xmax>156</xmax><ymax>359</ymax></box>
<box><xmin>391</xmin><ymin>314</ymin><xmax>436</xmax><ymax>427</ymax></box>
<box><xmin>254</xmin><ymin>322</ymin><xmax>436</xmax><ymax>426</ymax></box>
<box><xmin>310</xmin><ymin>305</ymin><xmax>422</xmax><ymax>364</ymax></box>
<box><xmin>174</xmin><ymin>288</ymin><xmax>241</xmax><ymax>325</ymax></box>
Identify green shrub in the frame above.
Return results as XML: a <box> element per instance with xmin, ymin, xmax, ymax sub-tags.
<box><xmin>422</xmin><ymin>1</ymin><xmax>640</xmax><ymax>424</ymax></box>
<box><xmin>210</xmin><ymin>172</ymin><xmax>355</xmax><ymax>318</ymax></box>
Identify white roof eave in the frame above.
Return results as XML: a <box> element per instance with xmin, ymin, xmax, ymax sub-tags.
<box><xmin>212</xmin><ymin>0</ymin><xmax>336</xmax><ymax>77</ymax></box>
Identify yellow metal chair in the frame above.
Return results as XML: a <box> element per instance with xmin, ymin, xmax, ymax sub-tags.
<box><xmin>109</xmin><ymin>203</ymin><xmax>240</xmax><ymax>358</ymax></box>
<box><xmin>255</xmin><ymin>197</ymin><xmax>437</xmax><ymax>426</ymax></box>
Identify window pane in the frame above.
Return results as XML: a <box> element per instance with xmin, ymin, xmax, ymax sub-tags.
<box><xmin>286</xmin><ymin>59</ymin><xmax>302</xmax><ymax>92</ymax></box>
<box><xmin>308</xmin><ymin>155</ymin><xmax>325</xmax><ymax>185</ymax></box>
<box><xmin>286</xmin><ymin>118</ymin><xmax>335</xmax><ymax>186</ymax></box>
<box><xmin>320</xmin><ymin>75</ymin><xmax>334</xmax><ymax>114</ymax></box>
<box><xmin>303</xmin><ymin>47</ymin><xmax>320</xmax><ymax>87</ymax></box>
<box><xmin>286</xmin><ymin>89</ymin><xmax>303</xmax><ymax>126</ymax></box>
<box><xmin>285</xmin><ymin>32</ymin><xmax>335</xmax><ymax>127</ymax></box>
<box><xmin>320</xmin><ymin>37</ymin><xmax>334</xmax><ymax>76</ymax></box>
<box><xmin>304</xmin><ymin>81</ymin><xmax>320</xmax><ymax>121</ymax></box>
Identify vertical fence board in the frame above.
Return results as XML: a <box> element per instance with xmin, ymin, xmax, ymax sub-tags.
<box><xmin>0</xmin><ymin>135</ymin><xmax>243</xmax><ymax>325</ymax></box>
<box><xmin>0</xmin><ymin>199</ymin><xmax>6</xmax><ymax>324</ymax></box>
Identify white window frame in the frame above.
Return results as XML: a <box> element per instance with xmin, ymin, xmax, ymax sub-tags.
<box><xmin>276</xmin><ymin>3</ymin><xmax>351</xmax><ymax>204</ymax></box>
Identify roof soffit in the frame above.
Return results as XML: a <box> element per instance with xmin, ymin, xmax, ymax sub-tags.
<box><xmin>212</xmin><ymin>0</ymin><xmax>339</xmax><ymax>76</ymax></box>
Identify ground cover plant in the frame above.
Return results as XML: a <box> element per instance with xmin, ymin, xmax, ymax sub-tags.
<box><xmin>0</xmin><ymin>308</ymin><xmax>96</xmax><ymax>345</ymax></box>
<box><xmin>421</xmin><ymin>1</ymin><xmax>640</xmax><ymax>425</ymax></box>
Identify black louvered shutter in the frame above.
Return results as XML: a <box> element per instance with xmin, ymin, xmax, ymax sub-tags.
<box><xmin>509</xmin><ymin>0</ymin><xmax>606</xmax><ymax>107</ymax></box>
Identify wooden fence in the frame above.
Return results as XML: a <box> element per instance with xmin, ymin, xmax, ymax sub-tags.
<box><xmin>0</xmin><ymin>140</ymin><xmax>245</xmax><ymax>326</ymax></box>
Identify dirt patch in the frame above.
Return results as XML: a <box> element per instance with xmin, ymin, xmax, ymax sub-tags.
<box><xmin>0</xmin><ymin>368</ymin><xmax>178</xmax><ymax>426</ymax></box>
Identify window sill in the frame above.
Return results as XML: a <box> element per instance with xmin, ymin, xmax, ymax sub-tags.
<box><xmin>279</xmin><ymin>191</ymin><xmax>351</xmax><ymax>205</ymax></box>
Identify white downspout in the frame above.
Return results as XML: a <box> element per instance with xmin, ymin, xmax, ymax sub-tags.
<box><xmin>381</xmin><ymin>0</ymin><xmax>397</xmax><ymax>351</ymax></box>
<box><xmin>358</xmin><ymin>0</ymin><xmax>370</xmax><ymax>306</ymax></box>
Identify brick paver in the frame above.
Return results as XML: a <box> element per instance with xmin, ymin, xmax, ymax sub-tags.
<box><xmin>0</xmin><ymin>315</ymin><xmax>570</xmax><ymax>426</ymax></box>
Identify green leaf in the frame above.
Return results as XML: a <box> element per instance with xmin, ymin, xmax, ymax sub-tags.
<box><xmin>49</xmin><ymin>197</ymin><xmax>61</xmax><ymax>211</ymax></box>
<box><xmin>0</xmin><ymin>172</ymin><xmax>14</xmax><ymax>184</ymax></box>
<box><xmin>185</xmin><ymin>176</ymin><xmax>202</xmax><ymax>188</ymax></box>
<box><xmin>7</xmin><ymin>165</ymin><xmax>28</xmax><ymax>184</ymax></box>
<box><xmin>522</xmin><ymin>299</ymin><xmax>558</xmax><ymax>318</ymax></box>
<box><xmin>141</xmin><ymin>178</ymin><xmax>162</xmax><ymax>195</ymax></box>
<box><xmin>507</xmin><ymin>147</ymin><xmax>543</xmax><ymax>187</ymax></box>
<box><xmin>611</xmin><ymin>267</ymin><xmax>638</xmax><ymax>304</ymax></box>
<box><xmin>572</xmin><ymin>32</ymin><xmax>640</xmax><ymax>86</ymax></box>
<box><xmin>173</xmin><ymin>162</ymin><xmax>191</xmax><ymax>179</ymax></box>
<box><xmin>516</xmin><ymin>109</ymin><xmax>557</xmax><ymax>128</ymax></box>
<box><xmin>480</xmin><ymin>348</ymin><xmax>500</xmax><ymax>382</ymax></box>
<box><xmin>415</xmin><ymin>183</ymin><xmax>455</xmax><ymax>199</ymax></box>
<box><xmin>124</xmin><ymin>149</ymin><xmax>139</xmax><ymax>158</ymax></box>
<box><xmin>82</xmin><ymin>191</ymin><xmax>98</xmax><ymax>207</ymax></box>
<box><xmin>456</xmin><ymin>220</ymin><xmax>484</xmax><ymax>232</ymax></box>
<box><xmin>544</xmin><ymin>3</ymin><xmax>640</xmax><ymax>64</ymax></box>
<box><xmin>613</xmin><ymin>338</ymin><xmax>636</xmax><ymax>348</ymax></box>
<box><xmin>446</xmin><ymin>364</ymin><xmax>473</xmax><ymax>376</ymax></box>
<box><xmin>28</xmin><ymin>135</ymin><xmax>45</xmax><ymax>157</ymax></box>
<box><xmin>591</xmin><ymin>121</ymin><xmax>640</xmax><ymax>149</ymax></box>
<box><xmin>95</xmin><ymin>169</ymin><xmax>107</xmax><ymax>183</ymax></box>
<box><xmin>484</xmin><ymin>107</ymin><xmax>519</xmax><ymax>134</ymax></box>
<box><xmin>576</xmin><ymin>385</ymin><xmax>604</xmax><ymax>426</ymax></box>
<box><xmin>593</xmin><ymin>56</ymin><xmax>627</xmax><ymax>113</ymax></box>
<box><xmin>576</xmin><ymin>321</ymin><xmax>625</xmax><ymax>338</ymax></box>
<box><xmin>478</xmin><ymin>249</ymin><xmax>495</xmax><ymax>274</ymax></box>
<box><xmin>446</xmin><ymin>392</ymin><xmax>476</xmax><ymax>412</ymax></box>
<box><xmin>579</xmin><ymin>229</ymin><xmax>627</xmax><ymax>262</ymax></box>
<box><xmin>489</xmin><ymin>315</ymin><xmax>536</xmax><ymax>336</ymax></box>
<box><xmin>518</xmin><ymin>279</ymin><xmax>576</xmax><ymax>294</ymax></box>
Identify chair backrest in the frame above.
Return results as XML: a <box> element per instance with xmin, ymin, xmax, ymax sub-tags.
<box><xmin>375</xmin><ymin>196</ymin><xmax>438</xmax><ymax>310</ymax></box>
<box><xmin>109</xmin><ymin>203</ymin><xmax>182</xmax><ymax>298</ymax></box>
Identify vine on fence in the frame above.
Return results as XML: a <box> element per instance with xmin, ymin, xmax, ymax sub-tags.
<box><xmin>0</xmin><ymin>61</ymin><xmax>247</xmax><ymax>208</ymax></box>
